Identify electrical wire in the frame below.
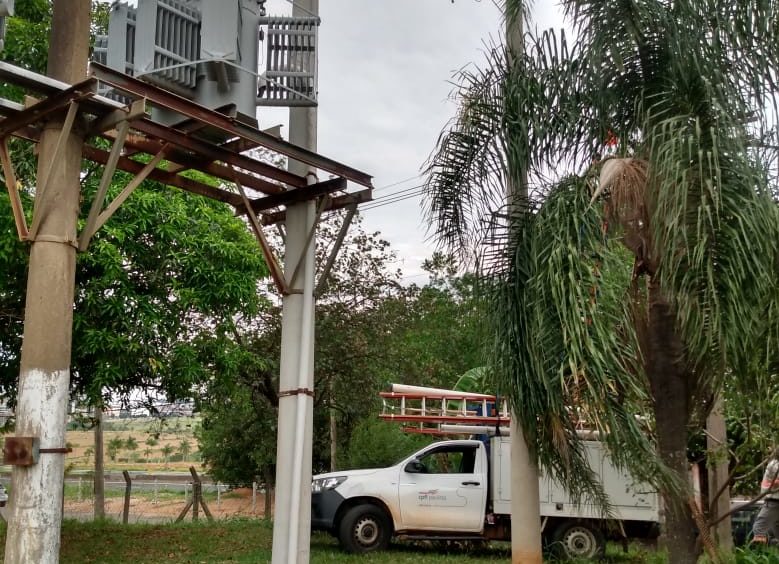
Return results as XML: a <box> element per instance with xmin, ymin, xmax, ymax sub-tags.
<box><xmin>368</xmin><ymin>183</ymin><xmax>425</xmax><ymax>204</ymax></box>
<box><xmin>373</xmin><ymin>174</ymin><xmax>422</xmax><ymax>193</ymax></box>
<box><xmin>362</xmin><ymin>186</ymin><xmax>426</xmax><ymax>211</ymax></box>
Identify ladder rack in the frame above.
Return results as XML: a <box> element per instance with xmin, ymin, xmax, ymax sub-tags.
<box><xmin>379</xmin><ymin>384</ymin><xmax>510</xmax><ymax>435</ymax></box>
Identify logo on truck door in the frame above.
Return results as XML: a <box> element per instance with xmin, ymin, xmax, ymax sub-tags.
<box><xmin>418</xmin><ymin>489</ymin><xmax>448</xmax><ymax>504</ymax></box>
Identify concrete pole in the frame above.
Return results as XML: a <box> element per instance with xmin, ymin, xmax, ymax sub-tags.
<box><xmin>706</xmin><ymin>395</ymin><xmax>733</xmax><ymax>551</ymax></box>
<box><xmin>4</xmin><ymin>2</ymin><xmax>91</xmax><ymax>563</ymax></box>
<box><xmin>506</xmin><ymin>3</ymin><xmax>543</xmax><ymax>562</ymax></box>
<box><xmin>271</xmin><ymin>1</ymin><xmax>318</xmax><ymax>562</ymax></box>
<box><xmin>94</xmin><ymin>405</ymin><xmax>105</xmax><ymax>519</ymax></box>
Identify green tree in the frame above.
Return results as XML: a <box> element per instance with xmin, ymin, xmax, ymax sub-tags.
<box><xmin>346</xmin><ymin>418</ymin><xmax>431</xmax><ymax>470</ymax></box>
<box><xmin>196</xmin><ymin>213</ymin><xmax>412</xmax><ymax>481</ymax></box>
<box><xmin>424</xmin><ymin>2</ymin><xmax>779</xmax><ymax>561</ymax></box>
<box><xmin>160</xmin><ymin>444</ymin><xmax>174</xmax><ymax>465</ymax></box>
<box><xmin>388</xmin><ymin>253</ymin><xmax>486</xmax><ymax>391</ymax></box>
<box><xmin>124</xmin><ymin>436</ymin><xmax>138</xmax><ymax>452</ymax></box>
<box><xmin>107</xmin><ymin>437</ymin><xmax>124</xmax><ymax>462</ymax></box>
<box><xmin>177</xmin><ymin>439</ymin><xmax>191</xmax><ymax>461</ymax></box>
<box><xmin>0</xmin><ymin>2</ymin><xmax>268</xmax><ymax>409</ymax></box>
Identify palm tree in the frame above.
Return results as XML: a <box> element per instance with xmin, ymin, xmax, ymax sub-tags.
<box><xmin>177</xmin><ymin>439</ymin><xmax>191</xmax><ymax>461</ymax></box>
<box><xmin>424</xmin><ymin>1</ymin><xmax>779</xmax><ymax>561</ymax></box>
<box><xmin>160</xmin><ymin>444</ymin><xmax>174</xmax><ymax>466</ymax></box>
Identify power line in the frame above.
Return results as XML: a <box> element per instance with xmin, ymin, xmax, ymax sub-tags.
<box><xmin>368</xmin><ymin>183</ymin><xmax>425</xmax><ymax>204</ymax></box>
<box><xmin>373</xmin><ymin>174</ymin><xmax>422</xmax><ymax>193</ymax></box>
<box><xmin>362</xmin><ymin>187</ymin><xmax>426</xmax><ymax>211</ymax></box>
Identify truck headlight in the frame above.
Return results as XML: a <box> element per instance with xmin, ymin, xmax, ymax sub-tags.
<box><xmin>312</xmin><ymin>476</ymin><xmax>346</xmax><ymax>493</ymax></box>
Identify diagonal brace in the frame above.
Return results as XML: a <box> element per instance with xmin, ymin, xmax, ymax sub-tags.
<box><xmin>27</xmin><ymin>101</ymin><xmax>81</xmax><ymax>241</ymax></box>
<box><xmin>233</xmin><ymin>171</ymin><xmax>289</xmax><ymax>295</ymax></box>
<box><xmin>287</xmin><ymin>194</ymin><xmax>328</xmax><ymax>290</ymax></box>
<box><xmin>0</xmin><ymin>138</ymin><xmax>28</xmax><ymax>240</ymax></box>
<box><xmin>78</xmin><ymin>118</ymin><xmax>131</xmax><ymax>251</ymax></box>
<box><xmin>81</xmin><ymin>146</ymin><xmax>169</xmax><ymax>246</ymax></box>
<box><xmin>315</xmin><ymin>203</ymin><xmax>357</xmax><ymax>297</ymax></box>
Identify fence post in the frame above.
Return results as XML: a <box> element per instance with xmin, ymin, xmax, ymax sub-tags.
<box><xmin>216</xmin><ymin>482</ymin><xmax>221</xmax><ymax>509</ymax></box>
<box><xmin>77</xmin><ymin>478</ymin><xmax>82</xmax><ymax>503</ymax></box>
<box><xmin>153</xmin><ymin>477</ymin><xmax>158</xmax><ymax>504</ymax></box>
<box><xmin>122</xmin><ymin>470</ymin><xmax>132</xmax><ymax>524</ymax></box>
<box><xmin>252</xmin><ymin>481</ymin><xmax>257</xmax><ymax>514</ymax></box>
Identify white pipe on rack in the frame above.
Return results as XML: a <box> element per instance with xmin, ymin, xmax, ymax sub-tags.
<box><xmin>390</xmin><ymin>383</ymin><xmax>496</xmax><ymax>400</ymax></box>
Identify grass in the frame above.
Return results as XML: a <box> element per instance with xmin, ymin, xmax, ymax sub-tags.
<box><xmin>0</xmin><ymin>519</ymin><xmax>665</xmax><ymax>563</ymax></box>
<box><xmin>0</xmin><ymin>520</ymin><xmax>771</xmax><ymax>562</ymax></box>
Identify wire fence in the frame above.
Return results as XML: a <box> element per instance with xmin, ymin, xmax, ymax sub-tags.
<box><xmin>0</xmin><ymin>474</ymin><xmax>271</xmax><ymax>524</ymax></box>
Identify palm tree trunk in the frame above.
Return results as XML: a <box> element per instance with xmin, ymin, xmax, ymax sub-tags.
<box><xmin>646</xmin><ymin>280</ymin><xmax>698</xmax><ymax>563</ymax></box>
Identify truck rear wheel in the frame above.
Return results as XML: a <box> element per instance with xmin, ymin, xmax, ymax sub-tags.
<box><xmin>338</xmin><ymin>503</ymin><xmax>392</xmax><ymax>554</ymax></box>
<box><xmin>550</xmin><ymin>520</ymin><xmax>606</xmax><ymax>559</ymax></box>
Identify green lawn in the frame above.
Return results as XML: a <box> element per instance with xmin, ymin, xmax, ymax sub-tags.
<box><xmin>0</xmin><ymin>520</ymin><xmax>771</xmax><ymax>563</ymax></box>
<box><xmin>0</xmin><ymin>519</ymin><xmax>658</xmax><ymax>563</ymax></box>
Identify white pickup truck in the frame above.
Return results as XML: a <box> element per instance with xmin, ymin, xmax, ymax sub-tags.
<box><xmin>311</xmin><ymin>435</ymin><xmax>659</xmax><ymax>559</ymax></box>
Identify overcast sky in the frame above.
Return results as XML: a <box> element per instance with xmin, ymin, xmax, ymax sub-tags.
<box><xmin>258</xmin><ymin>0</ymin><xmax>567</xmax><ymax>281</ymax></box>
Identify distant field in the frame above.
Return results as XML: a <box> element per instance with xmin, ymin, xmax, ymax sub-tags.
<box><xmin>2</xmin><ymin>416</ymin><xmax>202</xmax><ymax>475</ymax></box>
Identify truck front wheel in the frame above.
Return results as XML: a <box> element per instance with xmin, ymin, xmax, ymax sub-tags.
<box><xmin>550</xmin><ymin>520</ymin><xmax>606</xmax><ymax>559</ymax></box>
<box><xmin>338</xmin><ymin>503</ymin><xmax>392</xmax><ymax>554</ymax></box>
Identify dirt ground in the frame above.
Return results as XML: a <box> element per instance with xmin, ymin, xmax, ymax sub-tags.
<box><xmin>64</xmin><ymin>488</ymin><xmax>270</xmax><ymax>522</ymax></box>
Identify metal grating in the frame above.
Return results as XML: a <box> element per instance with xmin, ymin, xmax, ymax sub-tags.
<box><xmin>92</xmin><ymin>35</ymin><xmax>108</xmax><ymax>66</ymax></box>
<box><xmin>258</xmin><ymin>16</ymin><xmax>319</xmax><ymax>107</ymax></box>
<box><xmin>149</xmin><ymin>0</ymin><xmax>200</xmax><ymax>90</ymax></box>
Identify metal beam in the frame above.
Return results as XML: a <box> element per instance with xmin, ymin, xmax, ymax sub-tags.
<box><xmin>81</xmin><ymin>144</ymin><xmax>243</xmax><ymax>207</ymax></box>
<box><xmin>90</xmin><ymin>62</ymin><xmax>373</xmax><ymax>188</ymax></box>
<box><xmin>109</xmin><ymin>132</ymin><xmax>285</xmax><ymax>196</ymax></box>
<box><xmin>0</xmin><ymin>61</ymin><xmax>124</xmax><ymax>116</ymax></box>
<box><xmin>262</xmin><ymin>188</ymin><xmax>372</xmax><ymax>225</ymax></box>
<box><xmin>88</xmin><ymin>98</ymin><xmax>147</xmax><ymax>134</ymax></box>
<box><xmin>0</xmin><ymin>78</ymin><xmax>96</xmax><ymax>140</ymax></box>
<box><xmin>315</xmin><ymin>203</ymin><xmax>357</xmax><ymax>297</ymax></box>
<box><xmin>233</xmin><ymin>175</ymin><xmax>289</xmax><ymax>295</ymax></box>
<box><xmin>131</xmin><ymin>117</ymin><xmax>301</xmax><ymax>190</ymax></box>
<box><xmin>28</xmin><ymin>101</ymin><xmax>81</xmax><ymax>241</ymax></box>
<box><xmin>240</xmin><ymin>177</ymin><xmax>346</xmax><ymax>215</ymax></box>
<box><xmin>79</xmin><ymin>119</ymin><xmax>131</xmax><ymax>251</ymax></box>
<box><xmin>0</xmin><ymin>138</ymin><xmax>28</xmax><ymax>240</ymax></box>
<box><xmin>90</xmin><ymin>148</ymin><xmax>169</xmax><ymax>237</ymax></box>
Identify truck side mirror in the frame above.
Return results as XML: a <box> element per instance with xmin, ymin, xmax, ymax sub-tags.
<box><xmin>404</xmin><ymin>459</ymin><xmax>426</xmax><ymax>474</ymax></box>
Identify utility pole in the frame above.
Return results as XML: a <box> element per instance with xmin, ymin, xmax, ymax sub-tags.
<box><xmin>94</xmin><ymin>405</ymin><xmax>105</xmax><ymax>519</ymax></box>
<box><xmin>506</xmin><ymin>2</ymin><xmax>543</xmax><ymax>562</ymax></box>
<box><xmin>706</xmin><ymin>396</ymin><xmax>733</xmax><ymax>551</ymax></box>
<box><xmin>4</xmin><ymin>1</ymin><xmax>91</xmax><ymax>562</ymax></box>
<box><xmin>271</xmin><ymin>0</ymin><xmax>319</xmax><ymax>561</ymax></box>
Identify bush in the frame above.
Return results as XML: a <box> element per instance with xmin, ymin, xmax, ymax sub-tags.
<box><xmin>346</xmin><ymin>418</ymin><xmax>432</xmax><ymax>469</ymax></box>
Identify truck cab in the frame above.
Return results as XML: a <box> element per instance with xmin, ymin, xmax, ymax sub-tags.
<box><xmin>312</xmin><ymin>440</ymin><xmax>489</xmax><ymax>553</ymax></box>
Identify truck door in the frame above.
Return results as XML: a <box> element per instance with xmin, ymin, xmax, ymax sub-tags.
<box><xmin>397</xmin><ymin>443</ymin><xmax>486</xmax><ymax>532</ymax></box>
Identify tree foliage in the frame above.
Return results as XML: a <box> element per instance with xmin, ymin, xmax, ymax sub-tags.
<box><xmin>0</xmin><ymin>1</ymin><xmax>268</xmax><ymax>407</ymax></box>
<box><xmin>424</xmin><ymin>0</ymin><xmax>779</xmax><ymax>558</ymax></box>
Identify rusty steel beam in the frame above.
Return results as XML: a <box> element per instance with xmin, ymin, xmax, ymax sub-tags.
<box><xmin>90</xmin><ymin>62</ymin><xmax>373</xmax><ymax>188</ymax></box>
<box><xmin>0</xmin><ymin>138</ymin><xmax>28</xmax><ymax>240</ymax></box>
<box><xmin>112</xmin><ymin>132</ymin><xmax>286</xmax><ymax>196</ymax></box>
<box><xmin>0</xmin><ymin>78</ymin><xmax>96</xmax><ymax>140</ymax></box>
<box><xmin>82</xmin><ymin>144</ymin><xmax>244</xmax><ymax>207</ymax></box>
<box><xmin>239</xmin><ymin>177</ymin><xmax>347</xmax><ymax>215</ymax></box>
<box><xmin>89</xmin><ymin>98</ymin><xmax>147</xmax><ymax>135</ymax></box>
<box><xmin>131</xmin><ymin>117</ymin><xmax>302</xmax><ymax>190</ymax></box>
<box><xmin>261</xmin><ymin>188</ymin><xmax>373</xmax><ymax>225</ymax></box>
